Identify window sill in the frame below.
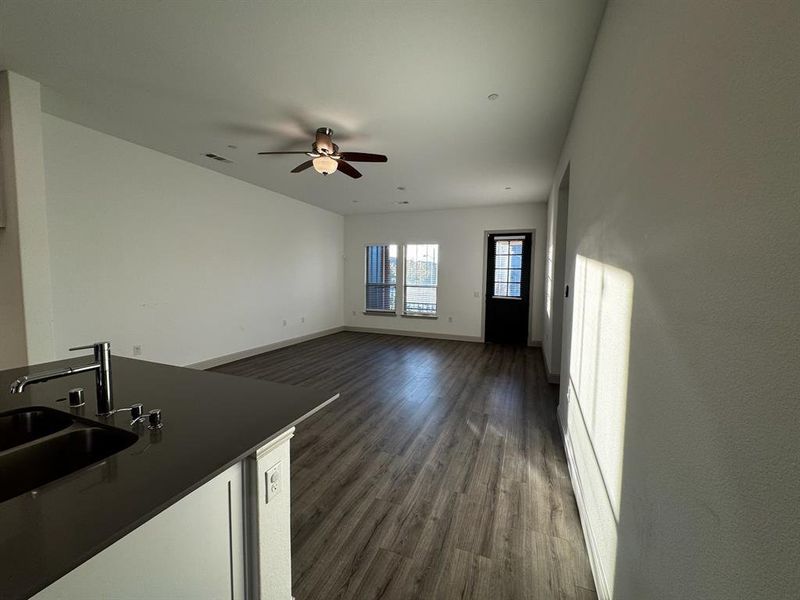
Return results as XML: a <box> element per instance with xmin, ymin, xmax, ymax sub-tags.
<box><xmin>363</xmin><ymin>310</ymin><xmax>397</xmax><ymax>317</ymax></box>
<box><xmin>401</xmin><ymin>313</ymin><xmax>438</xmax><ymax>319</ymax></box>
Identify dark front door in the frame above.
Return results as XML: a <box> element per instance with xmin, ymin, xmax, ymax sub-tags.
<box><xmin>484</xmin><ymin>232</ymin><xmax>532</xmax><ymax>344</ymax></box>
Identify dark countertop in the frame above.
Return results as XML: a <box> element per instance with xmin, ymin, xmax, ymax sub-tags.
<box><xmin>0</xmin><ymin>356</ymin><xmax>337</xmax><ymax>600</ymax></box>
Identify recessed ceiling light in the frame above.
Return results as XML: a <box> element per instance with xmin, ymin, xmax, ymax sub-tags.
<box><xmin>488</xmin><ymin>93</ymin><xmax>499</xmax><ymax>101</ymax></box>
<box><xmin>397</xmin><ymin>186</ymin><xmax>406</xmax><ymax>191</ymax></box>
<box><xmin>352</xmin><ymin>200</ymin><xmax>359</xmax><ymax>203</ymax></box>
<box><xmin>395</xmin><ymin>200</ymin><xmax>409</xmax><ymax>205</ymax></box>
<box><xmin>227</xmin><ymin>144</ymin><xmax>238</xmax><ymax>149</ymax></box>
<box><xmin>505</xmin><ymin>186</ymin><xmax>512</xmax><ymax>190</ymax></box>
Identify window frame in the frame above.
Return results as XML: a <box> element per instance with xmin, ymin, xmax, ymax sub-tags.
<box><xmin>402</xmin><ymin>243</ymin><xmax>439</xmax><ymax>317</ymax></box>
<box><xmin>364</xmin><ymin>243</ymin><xmax>399</xmax><ymax>314</ymax></box>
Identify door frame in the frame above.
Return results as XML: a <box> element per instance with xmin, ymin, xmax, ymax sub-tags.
<box><xmin>480</xmin><ymin>228</ymin><xmax>537</xmax><ymax>344</ymax></box>
<box><xmin>548</xmin><ymin>164</ymin><xmax>571</xmax><ymax>381</ymax></box>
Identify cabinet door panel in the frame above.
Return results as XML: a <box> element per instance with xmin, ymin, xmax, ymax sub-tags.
<box><xmin>33</xmin><ymin>462</ymin><xmax>244</xmax><ymax>600</ymax></box>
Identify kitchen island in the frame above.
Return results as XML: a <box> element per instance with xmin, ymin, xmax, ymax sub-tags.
<box><xmin>0</xmin><ymin>355</ymin><xmax>337</xmax><ymax>600</ymax></box>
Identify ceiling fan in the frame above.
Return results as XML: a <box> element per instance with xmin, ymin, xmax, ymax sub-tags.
<box><xmin>258</xmin><ymin>127</ymin><xmax>387</xmax><ymax>179</ymax></box>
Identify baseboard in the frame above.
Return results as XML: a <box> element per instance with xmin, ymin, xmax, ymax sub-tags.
<box><xmin>542</xmin><ymin>349</ymin><xmax>561</xmax><ymax>384</ymax></box>
<box><xmin>185</xmin><ymin>326</ymin><xmax>345</xmax><ymax>370</ymax></box>
<box><xmin>557</xmin><ymin>408</ymin><xmax>610</xmax><ymax>600</ymax></box>
<box><xmin>186</xmin><ymin>324</ymin><xmax>487</xmax><ymax>369</ymax></box>
<box><xmin>343</xmin><ymin>325</ymin><xmax>482</xmax><ymax>343</ymax></box>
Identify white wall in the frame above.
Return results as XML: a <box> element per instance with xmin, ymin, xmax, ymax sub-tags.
<box><xmin>344</xmin><ymin>203</ymin><xmax>547</xmax><ymax>342</ymax></box>
<box><xmin>0</xmin><ymin>71</ymin><xmax>55</xmax><ymax>368</ymax></box>
<box><xmin>42</xmin><ymin>115</ymin><xmax>344</xmax><ymax>366</ymax></box>
<box><xmin>0</xmin><ymin>72</ymin><xmax>29</xmax><ymax>369</ymax></box>
<box><xmin>547</xmin><ymin>1</ymin><xmax>800</xmax><ymax>598</ymax></box>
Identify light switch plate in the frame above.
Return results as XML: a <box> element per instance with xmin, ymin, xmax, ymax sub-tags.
<box><xmin>265</xmin><ymin>462</ymin><xmax>281</xmax><ymax>504</ymax></box>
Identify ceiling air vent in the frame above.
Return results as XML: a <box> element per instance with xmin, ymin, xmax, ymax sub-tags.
<box><xmin>204</xmin><ymin>153</ymin><xmax>232</xmax><ymax>163</ymax></box>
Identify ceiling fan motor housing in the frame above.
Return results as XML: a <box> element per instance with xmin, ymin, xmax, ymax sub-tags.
<box><xmin>314</xmin><ymin>127</ymin><xmax>335</xmax><ymax>155</ymax></box>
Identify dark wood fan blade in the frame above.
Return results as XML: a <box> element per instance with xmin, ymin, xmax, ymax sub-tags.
<box><xmin>336</xmin><ymin>160</ymin><xmax>363</xmax><ymax>179</ymax></box>
<box><xmin>291</xmin><ymin>160</ymin><xmax>314</xmax><ymax>173</ymax></box>
<box><xmin>258</xmin><ymin>151</ymin><xmax>310</xmax><ymax>155</ymax></box>
<box><xmin>339</xmin><ymin>152</ymin><xmax>388</xmax><ymax>163</ymax></box>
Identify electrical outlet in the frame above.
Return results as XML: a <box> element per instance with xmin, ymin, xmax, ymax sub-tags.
<box><xmin>474</xmin><ymin>291</ymin><xmax>480</xmax><ymax>298</ymax></box>
<box><xmin>282</xmin><ymin>319</ymin><xmax>287</xmax><ymax>327</ymax></box>
<box><xmin>132</xmin><ymin>345</ymin><xmax>142</xmax><ymax>356</ymax></box>
<box><xmin>301</xmin><ymin>316</ymin><xmax>305</xmax><ymax>323</ymax></box>
<box><xmin>265</xmin><ymin>462</ymin><xmax>281</xmax><ymax>504</ymax></box>
<box><xmin>448</xmin><ymin>316</ymin><xmax>453</xmax><ymax>323</ymax></box>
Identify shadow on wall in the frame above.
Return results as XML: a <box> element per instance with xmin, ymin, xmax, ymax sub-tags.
<box><xmin>560</xmin><ymin>255</ymin><xmax>633</xmax><ymax>596</ymax></box>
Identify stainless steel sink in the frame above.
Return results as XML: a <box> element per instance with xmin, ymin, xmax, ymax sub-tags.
<box><xmin>0</xmin><ymin>418</ymin><xmax>138</xmax><ymax>503</ymax></box>
<box><xmin>0</xmin><ymin>407</ymin><xmax>74</xmax><ymax>452</ymax></box>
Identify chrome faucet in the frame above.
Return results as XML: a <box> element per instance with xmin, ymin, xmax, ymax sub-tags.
<box><xmin>9</xmin><ymin>341</ymin><xmax>114</xmax><ymax>416</ymax></box>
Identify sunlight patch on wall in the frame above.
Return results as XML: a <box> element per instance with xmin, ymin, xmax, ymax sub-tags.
<box><xmin>568</xmin><ymin>255</ymin><xmax>634</xmax><ymax>519</ymax></box>
<box><xmin>545</xmin><ymin>269</ymin><xmax>554</xmax><ymax>320</ymax></box>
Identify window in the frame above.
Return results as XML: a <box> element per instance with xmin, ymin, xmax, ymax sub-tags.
<box><xmin>493</xmin><ymin>238</ymin><xmax>523</xmax><ymax>298</ymax></box>
<box><xmin>404</xmin><ymin>244</ymin><xmax>438</xmax><ymax>315</ymax></box>
<box><xmin>365</xmin><ymin>244</ymin><xmax>397</xmax><ymax>311</ymax></box>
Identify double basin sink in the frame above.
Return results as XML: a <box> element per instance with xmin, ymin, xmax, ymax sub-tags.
<box><xmin>0</xmin><ymin>406</ymin><xmax>137</xmax><ymax>503</ymax></box>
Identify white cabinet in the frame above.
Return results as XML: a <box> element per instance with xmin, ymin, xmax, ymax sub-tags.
<box><xmin>32</xmin><ymin>429</ymin><xmax>297</xmax><ymax>600</ymax></box>
<box><xmin>33</xmin><ymin>462</ymin><xmax>246</xmax><ymax>600</ymax></box>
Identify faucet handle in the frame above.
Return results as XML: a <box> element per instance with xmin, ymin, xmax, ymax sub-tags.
<box><xmin>69</xmin><ymin>342</ymin><xmax>111</xmax><ymax>352</ymax></box>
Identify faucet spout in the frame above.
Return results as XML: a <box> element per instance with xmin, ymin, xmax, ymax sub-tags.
<box><xmin>9</xmin><ymin>364</ymin><xmax>101</xmax><ymax>394</ymax></box>
<box><xmin>10</xmin><ymin>369</ymin><xmax>68</xmax><ymax>394</ymax></box>
<box><xmin>8</xmin><ymin>342</ymin><xmax>114</xmax><ymax>415</ymax></box>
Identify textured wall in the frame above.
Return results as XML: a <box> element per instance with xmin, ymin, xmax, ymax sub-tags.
<box><xmin>549</xmin><ymin>1</ymin><xmax>800</xmax><ymax>597</ymax></box>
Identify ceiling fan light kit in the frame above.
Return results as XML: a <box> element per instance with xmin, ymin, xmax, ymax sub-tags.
<box><xmin>313</xmin><ymin>155</ymin><xmax>338</xmax><ymax>175</ymax></box>
<box><xmin>258</xmin><ymin>127</ymin><xmax>387</xmax><ymax>179</ymax></box>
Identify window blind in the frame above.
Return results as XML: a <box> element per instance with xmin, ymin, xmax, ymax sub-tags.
<box><xmin>365</xmin><ymin>244</ymin><xmax>397</xmax><ymax>311</ymax></box>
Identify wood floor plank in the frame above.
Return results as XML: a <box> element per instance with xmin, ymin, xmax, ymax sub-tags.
<box><xmin>313</xmin><ymin>497</ymin><xmax>399</xmax><ymax>600</ymax></box>
<box><xmin>349</xmin><ymin>547</ymin><xmax>412</xmax><ymax>600</ymax></box>
<box><xmin>575</xmin><ymin>585</ymin><xmax>599</xmax><ymax>600</ymax></box>
<box><xmin>436</xmin><ymin>548</ymin><xmax>495</xmax><ymax>600</ymax></box>
<box><xmin>214</xmin><ymin>332</ymin><xmax>595</xmax><ymax>600</ymax></box>
<box><xmin>404</xmin><ymin>491</ymin><xmax>468</xmax><ymax>598</ymax></box>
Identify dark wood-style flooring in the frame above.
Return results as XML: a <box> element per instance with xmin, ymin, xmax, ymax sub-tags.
<box><xmin>214</xmin><ymin>332</ymin><xmax>595</xmax><ymax>600</ymax></box>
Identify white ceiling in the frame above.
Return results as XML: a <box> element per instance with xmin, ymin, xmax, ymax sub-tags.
<box><xmin>0</xmin><ymin>1</ymin><xmax>605</xmax><ymax>215</ymax></box>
